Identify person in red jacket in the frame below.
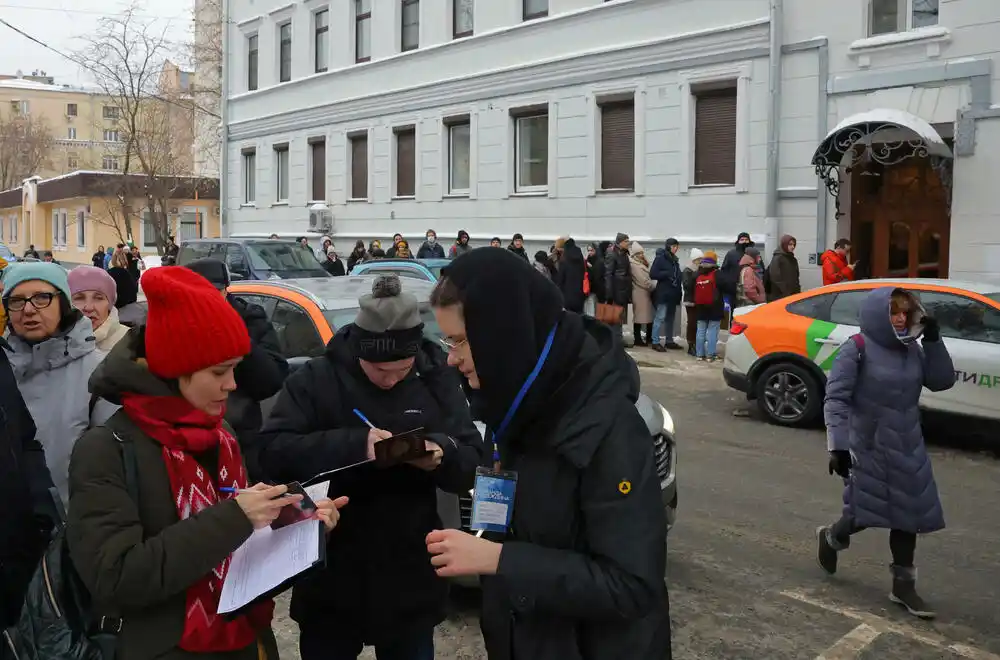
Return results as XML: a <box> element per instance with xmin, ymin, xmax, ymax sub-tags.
<box><xmin>821</xmin><ymin>239</ymin><xmax>856</xmax><ymax>286</ymax></box>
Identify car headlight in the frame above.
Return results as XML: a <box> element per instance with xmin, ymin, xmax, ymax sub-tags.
<box><xmin>658</xmin><ymin>403</ymin><xmax>675</xmax><ymax>436</ymax></box>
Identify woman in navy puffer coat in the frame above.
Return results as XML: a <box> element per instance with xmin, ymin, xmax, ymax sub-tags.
<box><xmin>816</xmin><ymin>287</ymin><xmax>954</xmax><ymax>620</ymax></box>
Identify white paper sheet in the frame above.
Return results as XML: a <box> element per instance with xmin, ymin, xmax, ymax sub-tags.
<box><xmin>217</xmin><ymin>481</ymin><xmax>330</xmax><ymax>614</ymax></box>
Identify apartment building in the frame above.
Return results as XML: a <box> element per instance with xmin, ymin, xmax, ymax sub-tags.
<box><xmin>221</xmin><ymin>0</ymin><xmax>1000</xmax><ymax>284</ymax></box>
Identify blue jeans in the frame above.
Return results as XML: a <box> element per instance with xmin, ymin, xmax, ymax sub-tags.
<box><xmin>652</xmin><ymin>303</ymin><xmax>677</xmax><ymax>346</ymax></box>
<box><xmin>300</xmin><ymin>625</ymin><xmax>435</xmax><ymax>660</ymax></box>
<box><xmin>695</xmin><ymin>319</ymin><xmax>721</xmax><ymax>357</ymax></box>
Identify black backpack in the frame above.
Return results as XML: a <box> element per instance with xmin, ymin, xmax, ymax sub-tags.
<box><xmin>3</xmin><ymin>430</ymin><xmax>138</xmax><ymax>660</ymax></box>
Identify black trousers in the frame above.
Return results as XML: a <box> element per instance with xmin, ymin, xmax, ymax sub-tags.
<box><xmin>830</xmin><ymin>515</ymin><xmax>917</xmax><ymax>567</ymax></box>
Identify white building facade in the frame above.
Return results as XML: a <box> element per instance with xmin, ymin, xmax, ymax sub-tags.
<box><xmin>221</xmin><ymin>0</ymin><xmax>1000</xmax><ymax>285</ymax></box>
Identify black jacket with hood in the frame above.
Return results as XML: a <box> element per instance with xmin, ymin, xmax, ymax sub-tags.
<box><xmin>603</xmin><ymin>244</ymin><xmax>632</xmax><ymax>306</ymax></box>
<box><xmin>555</xmin><ymin>238</ymin><xmax>586</xmax><ymax>313</ymax></box>
<box><xmin>416</xmin><ymin>240</ymin><xmax>445</xmax><ymax>259</ymax></box>
<box><xmin>439</xmin><ymin>249</ymin><xmax>671</xmax><ymax>660</ymax></box>
<box><xmin>719</xmin><ymin>233</ymin><xmax>753</xmax><ymax>298</ymax></box>
<box><xmin>507</xmin><ymin>243</ymin><xmax>529</xmax><ymax>263</ymax></box>
<box><xmin>226</xmin><ymin>295</ymin><xmax>288</xmax><ymax>482</ymax></box>
<box><xmin>257</xmin><ymin>328</ymin><xmax>485</xmax><ymax>645</ymax></box>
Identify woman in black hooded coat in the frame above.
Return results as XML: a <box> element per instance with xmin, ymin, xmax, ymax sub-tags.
<box><xmin>554</xmin><ymin>238</ymin><xmax>586</xmax><ymax>313</ymax></box>
<box><xmin>425</xmin><ymin>249</ymin><xmax>671</xmax><ymax>660</ymax></box>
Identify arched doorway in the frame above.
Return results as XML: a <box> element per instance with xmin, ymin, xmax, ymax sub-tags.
<box><xmin>811</xmin><ymin>110</ymin><xmax>953</xmax><ymax>279</ymax></box>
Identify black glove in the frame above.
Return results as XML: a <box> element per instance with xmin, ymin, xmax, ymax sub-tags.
<box><xmin>921</xmin><ymin>316</ymin><xmax>940</xmax><ymax>342</ymax></box>
<box><xmin>828</xmin><ymin>450</ymin><xmax>852</xmax><ymax>479</ymax></box>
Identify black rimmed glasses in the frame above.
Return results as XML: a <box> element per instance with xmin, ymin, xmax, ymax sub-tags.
<box><xmin>6</xmin><ymin>292</ymin><xmax>58</xmax><ymax>311</ymax></box>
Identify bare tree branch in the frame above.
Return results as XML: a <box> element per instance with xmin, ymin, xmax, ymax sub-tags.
<box><xmin>0</xmin><ymin>111</ymin><xmax>55</xmax><ymax>190</ymax></box>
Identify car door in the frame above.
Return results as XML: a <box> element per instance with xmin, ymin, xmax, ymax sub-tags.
<box><xmin>912</xmin><ymin>290</ymin><xmax>1000</xmax><ymax>419</ymax></box>
<box><xmin>807</xmin><ymin>290</ymin><xmax>872</xmax><ymax>372</ymax></box>
<box><xmin>224</xmin><ymin>245</ymin><xmax>252</xmax><ymax>282</ymax></box>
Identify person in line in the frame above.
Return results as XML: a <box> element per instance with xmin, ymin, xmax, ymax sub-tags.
<box><xmin>269</xmin><ymin>233</ymin><xmax>280</xmax><ymax>240</ymax></box>
<box><xmin>424</xmin><ymin>249</ymin><xmax>671</xmax><ymax>660</ymax></box>
<box><xmin>603</xmin><ymin>233</ymin><xmax>632</xmax><ymax>333</ymax></box>
<box><xmin>0</xmin><ymin>321</ymin><xmax>55</xmax><ymax>633</ymax></box>
<box><xmin>417</xmin><ymin>230</ymin><xmax>445</xmax><ymax>259</ymax></box>
<box><xmin>185</xmin><ymin>259</ymin><xmax>288</xmax><ymax>483</ymax></box>
<box><xmin>737</xmin><ymin>247</ymin><xmax>766</xmax><ymax>306</ymax></box>
<box><xmin>692</xmin><ymin>251</ymin><xmax>724</xmax><ymax>362</ymax></box>
<box><xmin>108</xmin><ymin>266</ymin><xmax>147</xmax><ymax>327</ymax></box>
<box><xmin>587</xmin><ymin>241</ymin><xmax>611</xmax><ymax>316</ymax></box>
<box><xmin>681</xmin><ymin>248</ymin><xmax>703</xmax><ymax>356</ymax></box>
<box><xmin>488</xmin><ymin>237</ymin><xmax>501</xmax><ymax>248</ymax></box>
<box><xmin>258</xmin><ymin>274</ymin><xmax>484</xmax><ymax>660</ymax></box>
<box><xmin>628</xmin><ymin>242</ymin><xmax>655</xmax><ymax>347</ymax></box>
<box><xmin>817</xmin><ymin>288</ymin><xmax>954</xmax><ymax>619</ymax></box>
<box><xmin>91</xmin><ymin>245</ymin><xmax>106</xmax><ymax>269</ymax></box>
<box><xmin>41</xmin><ymin>251</ymin><xmax>59</xmax><ymax>264</ymax></box>
<box><xmin>384</xmin><ymin>234</ymin><xmax>403</xmax><ymax>258</ymax></box>
<box><xmin>649</xmin><ymin>238</ymin><xmax>683</xmax><ymax>352</ymax></box>
<box><xmin>506</xmin><ymin>233</ymin><xmax>529</xmax><ymax>263</ymax></box>
<box><xmin>128</xmin><ymin>245</ymin><xmax>145</xmax><ymax>282</ymax></box>
<box><xmin>767</xmin><ymin>234</ymin><xmax>800</xmax><ymax>301</ymax></box>
<box><xmin>297</xmin><ymin>236</ymin><xmax>311</xmax><ymax>252</ymax></box>
<box><xmin>347</xmin><ymin>240</ymin><xmax>368</xmax><ymax>272</ymax></box>
<box><xmin>322</xmin><ymin>247</ymin><xmax>347</xmax><ymax>276</ymax></box>
<box><xmin>368</xmin><ymin>240</ymin><xmax>386</xmax><ymax>260</ymax></box>
<box><xmin>68</xmin><ymin>266</ymin><xmax>130</xmax><ymax>352</ymax></box>
<box><xmin>395</xmin><ymin>239</ymin><xmax>413</xmax><ymax>259</ymax></box>
<box><xmin>2</xmin><ymin>263</ymin><xmax>117</xmax><ymax>507</ymax></box>
<box><xmin>110</xmin><ymin>244</ymin><xmax>129</xmax><ymax>270</ymax></box>
<box><xmin>718</xmin><ymin>232</ymin><xmax>754</xmax><ymax>323</ymax></box>
<box><xmin>532</xmin><ymin>250</ymin><xmax>554</xmax><ymax>280</ymax></box>
<box><xmin>449</xmin><ymin>230</ymin><xmax>472</xmax><ymax>259</ymax></box>
<box><xmin>103</xmin><ymin>246</ymin><xmax>114</xmax><ymax>269</ymax></box>
<box><xmin>162</xmin><ymin>235</ymin><xmax>180</xmax><ymax>266</ymax></box>
<box><xmin>822</xmin><ymin>238</ymin><xmax>856</xmax><ymax>286</ymax></box>
<box><xmin>317</xmin><ymin>236</ymin><xmax>334</xmax><ymax>262</ymax></box>
<box><xmin>67</xmin><ymin>266</ymin><xmax>345</xmax><ymax>660</ymax></box>
<box><xmin>554</xmin><ymin>237</ymin><xmax>585</xmax><ymax>313</ymax></box>
<box><xmin>22</xmin><ymin>245</ymin><xmax>39</xmax><ymax>259</ymax></box>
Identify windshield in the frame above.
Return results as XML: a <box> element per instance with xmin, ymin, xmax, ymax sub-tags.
<box><xmin>323</xmin><ymin>307</ymin><xmax>443</xmax><ymax>343</ymax></box>
<box><xmin>246</xmin><ymin>242</ymin><xmax>327</xmax><ymax>275</ymax></box>
<box><xmin>0</xmin><ymin>245</ymin><xmax>12</xmax><ymax>261</ymax></box>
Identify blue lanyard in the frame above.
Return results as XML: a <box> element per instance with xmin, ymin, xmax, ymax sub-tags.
<box><xmin>490</xmin><ymin>324</ymin><xmax>558</xmax><ymax>466</ymax></box>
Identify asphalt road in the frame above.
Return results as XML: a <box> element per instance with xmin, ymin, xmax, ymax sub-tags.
<box><xmin>272</xmin><ymin>350</ymin><xmax>1000</xmax><ymax>659</ymax></box>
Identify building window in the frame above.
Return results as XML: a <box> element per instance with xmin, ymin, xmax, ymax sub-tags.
<box><xmin>870</xmin><ymin>0</ymin><xmax>938</xmax><ymax>36</ymax></box>
<box><xmin>310</xmin><ymin>138</ymin><xmax>327</xmax><ymax>201</ymax></box>
<box><xmin>10</xmin><ymin>100</ymin><xmax>28</xmax><ymax>115</ymax></box>
<box><xmin>102</xmin><ymin>155</ymin><xmax>120</xmax><ymax>170</ymax></box>
<box><xmin>693</xmin><ymin>83</ymin><xmax>737</xmax><ymax>186</ymax></box>
<box><xmin>103</xmin><ymin>129</ymin><xmax>120</xmax><ymax>142</ymax></box>
<box><xmin>66</xmin><ymin>103</ymin><xmax>77</xmax><ymax>117</ymax></box>
<box><xmin>67</xmin><ymin>127</ymin><xmax>77</xmax><ymax>140</ymax></box>
<box><xmin>10</xmin><ymin>215</ymin><xmax>17</xmax><ymax>243</ymax></box>
<box><xmin>247</xmin><ymin>34</ymin><xmax>259</xmax><ymax>91</ymax></box>
<box><xmin>599</xmin><ymin>97</ymin><xmax>635</xmax><ymax>191</ymax></box>
<box><xmin>274</xmin><ymin>144</ymin><xmax>289</xmax><ymax>202</ymax></box>
<box><xmin>513</xmin><ymin>110</ymin><xmax>548</xmax><ymax>192</ymax></box>
<box><xmin>453</xmin><ymin>0</ymin><xmax>473</xmax><ymax>38</ymax></box>
<box><xmin>349</xmin><ymin>133</ymin><xmax>369</xmax><ymax>200</ymax></box>
<box><xmin>314</xmin><ymin>10</ymin><xmax>329</xmax><ymax>73</ymax></box>
<box><xmin>356</xmin><ymin>0</ymin><xmax>372</xmax><ymax>63</ymax></box>
<box><xmin>401</xmin><ymin>0</ymin><xmax>420</xmax><ymax>51</ymax></box>
<box><xmin>279</xmin><ymin>23</ymin><xmax>292</xmax><ymax>83</ymax></box>
<box><xmin>523</xmin><ymin>0</ymin><xmax>547</xmax><ymax>20</ymax></box>
<box><xmin>447</xmin><ymin>119</ymin><xmax>470</xmax><ymax>194</ymax></box>
<box><xmin>142</xmin><ymin>211</ymin><xmax>159</xmax><ymax>248</ymax></box>
<box><xmin>103</xmin><ymin>106</ymin><xmax>119</xmax><ymax>120</ymax></box>
<box><xmin>52</xmin><ymin>210</ymin><xmax>67</xmax><ymax>247</ymax></box>
<box><xmin>76</xmin><ymin>210</ymin><xmax>86</xmax><ymax>247</ymax></box>
<box><xmin>242</xmin><ymin>149</ymin><xmax>256</xmax><ymax>204</ymax></box>
<box><xmin>67</xmin><ymin>154</ymin><xmax>78</xmax><ymax>169</ymax></box>
<box><xmin>394</xmin><ymin>127</ymin><xmax>416</xmax><ymax>198</ymax></box>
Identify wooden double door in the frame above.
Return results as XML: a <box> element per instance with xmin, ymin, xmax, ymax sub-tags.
<box><xmin>849</xmin><ymin>151</ymin><xmax>951</xmax><ymax>280</ymax></box>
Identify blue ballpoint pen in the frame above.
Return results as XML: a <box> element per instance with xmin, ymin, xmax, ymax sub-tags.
<box><xmin>352</xmin><ymin>408</ymin><xmax>377</xmax><ymax>429</ymax></box>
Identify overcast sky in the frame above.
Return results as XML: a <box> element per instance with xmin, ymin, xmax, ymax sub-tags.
<box><xmin>0</xmin><ymin>0</ymin><xmax>195</xmax><ymax>85</ymax></box>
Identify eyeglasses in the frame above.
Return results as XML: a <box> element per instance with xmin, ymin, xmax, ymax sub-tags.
<box><xmin>438</xmin><ymin>336</ymin><xmax>468</xmax><ymax>351</ymax></box>
<box><xmin>6</xmin><ymin>292</ymin><xmax>58</xmax><ymax>311</ymax></box>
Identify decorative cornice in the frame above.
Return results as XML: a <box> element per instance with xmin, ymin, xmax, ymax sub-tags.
<box><xmin>227</xmin><ymin>19</ymin><xmax>769</xmax><ymax>141</ymax></box>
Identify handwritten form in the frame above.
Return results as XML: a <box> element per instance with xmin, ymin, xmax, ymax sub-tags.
<box><xmin>217</xmin><ymin>481</ymin><xmax>330</xmax><ymax>614</ymax></box>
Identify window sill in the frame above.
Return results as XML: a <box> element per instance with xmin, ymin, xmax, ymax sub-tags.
<box><xmin>443</xmin><ymin>192</ymin><xmax>470</xmax><ymax>199</ymax></box>
<box><xmin>347</xmin><ymin>198</ymin><xmax>369</xmax><ymax>203</ymax></box>
<box><xmin>849</xmin><ymin>26</ymin><xmax>951</xmax><ymax>64</ymax></box>
<box><xmin>596</xmin><ymin>188</ymin><xmax>635</xmax><ymax>195</ymax></box>
<box><xmin>240</xmin><ymin>203</ymin><xmax>256</xmax><ymax>208</ymax></box>
<box><xmin>272</xmin><ymin>202</ymin><xmax>289</xmax><ymax>207</ymax></box>
<box><xmin>392</xmin><ymin>195</ymin><xmax>416</xmax><ymax>200</ymax></box>
<box><xmin>684</xmin><ymin>183</ymin><xmax>739</xmax><ymax>195</ymax></box>
<box><xmin>511</xmin><ymin>190</ymin><xmax>548</xmax><ymax>197</ymax></box>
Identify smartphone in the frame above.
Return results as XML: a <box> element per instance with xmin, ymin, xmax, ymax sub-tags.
<box><xmin>374</xmin><ymin>427</ymin><xmax>431</xmax><ymax>467</ymax></box>
<box><xmin>270</xmin><ymin>481</ymin><xmax>318</xmax><ymax>530</ymax></box>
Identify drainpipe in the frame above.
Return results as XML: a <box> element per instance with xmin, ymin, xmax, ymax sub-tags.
<box><xmin>764</xmin><ymin>0</ymin><xmax>784</xmax><ymax>253</ymax></box>
<box><xmin>219</xmin><ymin>0</ymin><xmax>231</xmax><ymax>237</ymax></box>
<box><xmin>814</xmin><ymin>41</ymin><xmax>830</xmax><ymax>259</ymax></box>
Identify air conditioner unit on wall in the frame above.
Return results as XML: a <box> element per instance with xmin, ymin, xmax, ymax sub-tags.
<box><xmin>170</xmin><ymin>207</ymin><xmax>179</xmax><ymax>214</ymax></box>
<box><xmin>308</xmin><ymin>203</ymin><xmax>333</xmax><ymax>233</ymax></box>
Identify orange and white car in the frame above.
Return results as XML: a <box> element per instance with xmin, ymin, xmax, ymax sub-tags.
<box><xmin>723</xmin><ymin>278</ymin><xmax>1000</xmax><ymax>426</ymax></box>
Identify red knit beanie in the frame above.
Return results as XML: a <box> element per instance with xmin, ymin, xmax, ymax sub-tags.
<box><xmin>142</xmin><ymin>267</ymin><xmax>250</xmax><ymax>379</ymax></box>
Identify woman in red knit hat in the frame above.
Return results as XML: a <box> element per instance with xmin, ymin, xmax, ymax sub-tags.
<box><xmin>65</xmin><ymin>266</ymin><xmax>347</xmax><ymax>660</ymax></box>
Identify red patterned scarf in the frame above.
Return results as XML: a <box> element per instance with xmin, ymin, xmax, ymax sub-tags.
<box><xmin>121</xmin><ymin>393</ymin><xmax>274</xmax><ymax>653</ymax></box>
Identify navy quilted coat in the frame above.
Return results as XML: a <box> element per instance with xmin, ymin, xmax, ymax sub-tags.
<box><xmin>824</xmin><ymin>287</ymin><xmax>955</xmax><ymax>534</ymax></box>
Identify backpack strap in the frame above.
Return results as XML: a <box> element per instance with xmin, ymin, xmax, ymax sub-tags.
<box><xmin>851</xmin><ymin>334</ymin><xmax>865</xmax><ymax>364</ymax></box>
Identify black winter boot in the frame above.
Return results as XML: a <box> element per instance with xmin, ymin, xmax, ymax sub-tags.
<box><xmin>816</xmin><ymin>526</ymin><xmax>844</xmax><ymax>575</ymax></box>
<box><xmin>889</xmin><ymin>565</ymin><xmax>935</xmax><ymax>619</ymax></box>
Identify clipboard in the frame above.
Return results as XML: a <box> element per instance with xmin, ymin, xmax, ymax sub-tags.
<box><xmin>374</xmin><ymin>427</ymin><xmax>431</xmax><ymax>467</ymax></box>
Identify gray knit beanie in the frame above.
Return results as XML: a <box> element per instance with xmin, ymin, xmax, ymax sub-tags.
<box><xmin>351</xmin><ymin>274</ymin><xmax>425</xmax><ymax>362</ymax></box>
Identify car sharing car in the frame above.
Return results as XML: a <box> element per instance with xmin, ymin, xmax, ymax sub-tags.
<box><xmin>228</xmin><ymin>275</ymin><xmax>678</xmax><ymax>536</ymax></box>
<box><xmin>349</xmin><ymin>258</ymin><xmax>450</xmax><ymax>282</ymax></box>
<box><xmin>723</xmin><ymin>278</ymin><xmax>1000</xmax><ymax>426</ymax></box>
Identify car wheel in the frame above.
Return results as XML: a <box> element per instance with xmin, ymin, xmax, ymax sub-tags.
<box><xmin>754</xmin><ymin>362</ymin><xmax>821</xmax><ymax>427</ymax></box>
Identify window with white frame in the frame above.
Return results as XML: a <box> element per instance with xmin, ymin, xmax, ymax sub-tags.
<box><xmin>401</xmin><ymin>0</ymin><xmax>420</xmax><ymax>51</ymax></box>
<box><xmin>76</xmin><ymin>210</ymin><xmax>86</xmax><ymax>247</ymax></box>
<box><xmin>446</xmin><ymin>118</ymin><xmax>471</xmax><ymax>194</ymax></box>
<box><xmin>103</xmin><ymin>129</ymin><xmax>119</xmax><ymax>142</ymax></box>
<box><xmin>279</xmin><ymin>22</ymin><xmax>292</xmax><ymax>83</ymax></box>
<box><xmin>453</xmin><ymin>0</ymin><xmax>473</xmax><ymax>38</ymax></box>
<box><xmin>692</xmin><ymin>82</ymin><xmax>737</xmax><ymax>186</ymax></box>
<box><xmin>314</xmin><ymin>10</ymin><xmax>329</xmax><ymax>73</ymax></box>
<box><xmin>355</xmin><ymin>0</ymin><xmax>372</xmax><ymax>63</ymax></box>
<box><xmin>512</xmin><ymin>109</ymin><xmax>548</xmax><ymax>192</ymax></box>
<box><xmin>52</xmin><ymin>210</ymin><xmax>68</xmax><ymax>247</ymax></box>
<box><xmin>67</xmin><ymin>127</ymin><xmax>77</xmax><ymax>140</ymax></box>
<box><xmin>242</xmin><ymin>149</ymin><xmax>256</xmax><ymax>204</ymax></box>
<box><xmin>274</xmin><ymin>144</ymin><xmax>289</xmax><ymax>202</ymax></box>
<box><xmin>523</xmin><ymin>0</ymin><xmax>547</xmax><ymax>20</ymax></box>
<box><xmin>103</xmin><ymin>155</ymin><xmax>119</xmax><ymax>171</ymax></box>
<box><xmin>10</xmin><ymin>215</ymin><xmax>17</xmax><ymax>243</ymax></box>
<box><xmin>247</xmin><ymin>34</ymin><xmax>259</xmax><ymax>91</ymax></box>
<box><xmin>869</xmin><ymin>0</ymin><xmax>938</xmax><ymax>36</ymax></box>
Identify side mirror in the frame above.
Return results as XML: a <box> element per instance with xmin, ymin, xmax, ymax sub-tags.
<box><xmin>287</xmin><ymin>355</ymin><xmax>311</xmax><ymax>372</ymax></box>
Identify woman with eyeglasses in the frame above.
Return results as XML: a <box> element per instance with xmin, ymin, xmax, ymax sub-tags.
<box><xmin>2</xmin><ymin>263</ymin><xmax>116</xmax><ymax>509</ymax></box>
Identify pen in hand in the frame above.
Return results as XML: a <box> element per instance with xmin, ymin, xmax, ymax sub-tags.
<box><xmin>353</xmin><ymin>408</ymin><xmax>376</xmax><ymax>429</ymax></box>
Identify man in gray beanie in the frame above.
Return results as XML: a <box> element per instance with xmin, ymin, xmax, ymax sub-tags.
<box><xmin>258</xmin><ymin>273</ymin><xmax>484</xmax><ymax>660</ymax></box>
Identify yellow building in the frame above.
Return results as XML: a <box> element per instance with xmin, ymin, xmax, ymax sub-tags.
<box><xmin>0</xmin><ymin>171</ymin><xmax>221</xmax><ymax>264</ymax></box>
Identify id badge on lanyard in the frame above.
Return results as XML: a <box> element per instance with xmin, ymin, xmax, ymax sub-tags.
<box><xmin>471</xmin><ymin>323</ymin><xmax>557</xmax><ymax>537</ymax></box>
